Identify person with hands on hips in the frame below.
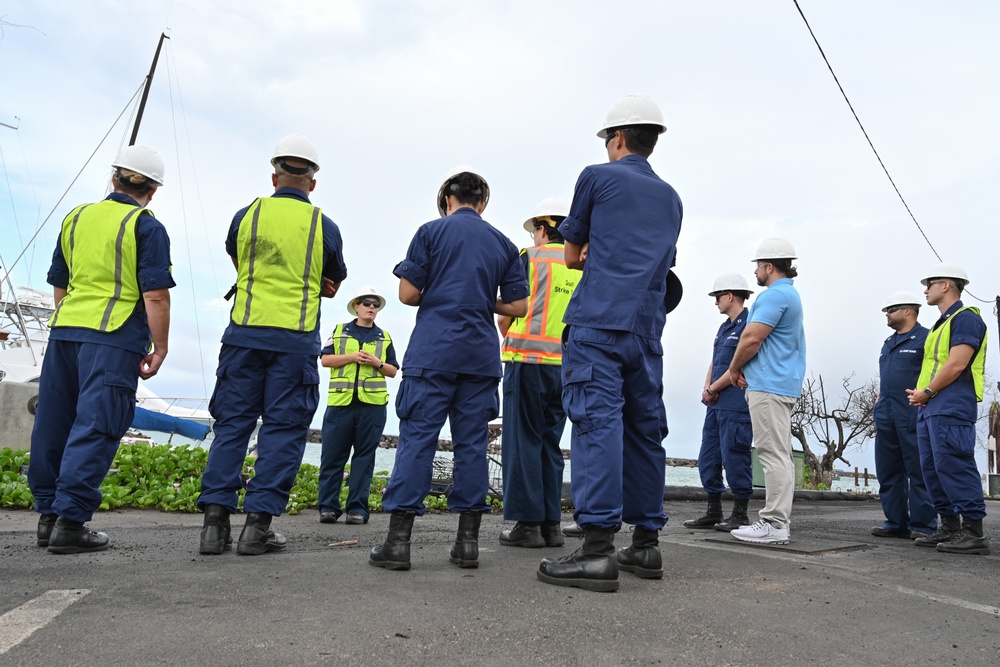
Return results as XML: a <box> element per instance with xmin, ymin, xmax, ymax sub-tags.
<box><xmin>318</xmin><ymin>287</ymin><xmax>398</xmax><ymax>526</ymax></box>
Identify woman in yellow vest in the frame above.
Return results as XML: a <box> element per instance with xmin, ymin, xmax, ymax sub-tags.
<box><xmin>318</xmin><ymin>287</ymin><xmax>398</xmax><ymax>524</ymax></box>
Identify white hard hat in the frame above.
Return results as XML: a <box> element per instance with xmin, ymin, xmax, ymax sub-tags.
<box><xmin>708</xmin><ymin>273</ymin><xmax>754</xmax><ymax>297</ymax></box>
<box><xmin>112</xmin><ymin>145</ymin><xmax>165</xmax><ymax>186</ymax></box>
<box><xmin>522</xmin><ymin>196</ymin><xmax>570</xmax><ymax>232</ymax></box>
<box><xmin>882</xmin><ymin>290</ymin><xmax>922</xmax><ymax>312</ymax></box>
<box><xmin>271</xmin><ymin>134</ymin><xmax>320</xmax><ymax>172</ymax></box>
<box><xmin>920</xmin><ymin>262</ymin><xmax>970</xmax><ymax>287</ymax></box>
<box><xmin>752</xmin><ymin>238</ymin><xmax>797</xmax><ymax>262</ymax></box>
<box><xmin>437</xmin><ymin>165</ymin><xmax>490</xmax><ymax>217</ymax></box>
<box><xmin>597</xmin><ymin>94</ymin><xmax>668</xmax><ymax>139</ymax></box>
<box><xmin>347</xmin><ymin>286</ymin><xmax>386</xmax><ymax>316</ymax></box>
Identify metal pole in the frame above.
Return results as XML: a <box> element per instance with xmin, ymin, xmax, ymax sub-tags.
<box><xmin>128</xmin><ymin>32</ymin><xmax>170</xmax><ymax>146</ymax></box>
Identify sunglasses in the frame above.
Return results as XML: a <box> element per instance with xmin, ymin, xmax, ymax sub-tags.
<box><xmin>604</xmin><ymin>129</ymin><xmax>619</xmax><ymax>147</ymax></box>
<box><xmin>356</xmin><ymin>299</ymin><xmax>379</xmax><ymax>308</ymax></box>
<box><xmin>883</xmin><ymin>305</ymin><xmax>912</xmax><ymax>314</ymax></box>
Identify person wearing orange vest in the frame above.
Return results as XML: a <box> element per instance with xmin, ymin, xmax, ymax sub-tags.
<box><xmin>498</xmin><ymin>197</ymin><xmax>580</xmax><ymax>549</ymax></box>
<box><xmin>318</xmin><ymin>287</ymin><xmax>398</xmax><ymax>525</ymax></box>
<box><xmin>29</xmin><ymin>145</ymin><xmax>173</xmax><ymax>554</ymax></box>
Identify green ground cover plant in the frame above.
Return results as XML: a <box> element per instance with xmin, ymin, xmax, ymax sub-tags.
<box><xmin>0</xmin><ymin>444</ymin><xmax>486</xmax><ymax>514</ymax></box>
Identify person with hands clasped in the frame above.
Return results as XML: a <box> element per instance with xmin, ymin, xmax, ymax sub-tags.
<box><xmin>318</xmin><ymin>287</ymin><xmax>398</xmax><ymax>526</ymax></box>
<box><xmin>906</xmin><ymin>263</ymin><xmax>989</xmax><ymax>555</ymax></box>
<box><xmin>684</xmin><ymin>274</ymin><xmax>754</xmax><ymax>533</ymax></box>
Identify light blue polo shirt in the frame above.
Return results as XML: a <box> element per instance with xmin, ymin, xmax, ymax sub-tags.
<box><xmin>744</xmin><ymin>278</ymin><xmax>806</xmax><ymax>398</ymax></box>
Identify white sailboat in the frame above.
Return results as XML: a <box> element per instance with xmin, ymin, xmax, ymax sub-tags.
<box><xmin>0</xmin><ymin>33</ymin><xmax>214</xmax><ymax>443</ymax></box>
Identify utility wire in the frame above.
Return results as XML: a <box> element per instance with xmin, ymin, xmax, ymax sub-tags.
<box><xmin>166</xmin><ymin>44</ymin><xmax>210</xmax><ymax>399</ymax></box>
<box><xmin>791</xmin><ymin>0</ymin><xmax>990</xmax><ymax>305</ymax></box>
<box><xmin>5</xmin><ymin>81</ymin><xmax>145</xmax><ymax>276</ymax></box>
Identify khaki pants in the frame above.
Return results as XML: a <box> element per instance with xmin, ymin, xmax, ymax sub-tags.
<box><xmin>747</xmin><ymin>390</ymin><xmax>797</xmax><ymax>529</ymax></box>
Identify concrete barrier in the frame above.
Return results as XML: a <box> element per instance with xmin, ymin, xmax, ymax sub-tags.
<box><xmin>0</xmin><ymin>381</ymin><xmax>38</xmax><ymax>450</ymax></box>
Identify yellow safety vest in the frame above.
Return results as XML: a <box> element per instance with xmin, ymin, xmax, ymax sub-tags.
<box><xmin>231</xmin><ymin>197</ymin><xmax>323</xmax><ymax>331</ymax></box>
<box><xmin>917</xmin><ymin>306</ymin><xmax>987</xmax><ymax>401</ymax></box>
<box><xmin>327</xmin><ymin>323</ymin><xmax>392</xmax><ymax>406</ymax></box>
<box><xmin>501</xmin><ymin>243</ymin><xmax>579</xmax><ymax>365</ymax></box>
<box><xmin>50</xmin><ymin>200</ymin><xmax>145</xmax><ymax>332</ymax></box>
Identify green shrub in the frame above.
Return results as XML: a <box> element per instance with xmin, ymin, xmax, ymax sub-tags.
<box><xmin>0</xmin><ymin>445</ymin><xmax>493</xmax><ymax>514</ymax></box>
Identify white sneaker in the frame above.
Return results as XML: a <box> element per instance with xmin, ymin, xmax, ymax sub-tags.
<box><xmin>730</xmin><ymin>519</ymin><xmax>789</xmax><ymax>545</ymax></box>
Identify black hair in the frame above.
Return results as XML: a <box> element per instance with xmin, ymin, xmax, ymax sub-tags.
<box><xmin>540</xmin><ymin>223</ymin><xmax>564</xmax><ymax>245</ymax></box>
<box><xmin>114</xmin><ymin>169</ymin><xmax>156</xmax><ymax>198</ymax></box>
<box><xmin>608</xmin><ymin>124</ymin><xmax>660</xmax><ymax>157</ymax></box>
<box><xmin>770</xmin><ymin>259</ymin><xmax>798</xmax><ymax>278</ymax></box>
<box><xmin>732</xmin><ymin>290</ymin><xmax>751</xmax><ymax>302</ymax></box>
<box><xmin>445</xmin><ymin>173</ymin><xmax>486</xmax><ymax>207</ymax></box>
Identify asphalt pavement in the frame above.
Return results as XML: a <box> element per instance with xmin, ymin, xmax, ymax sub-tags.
<box><xmin>2</xmin><ymin>497</ymin><xmax>998</xmax><ymax>666</ymax></box>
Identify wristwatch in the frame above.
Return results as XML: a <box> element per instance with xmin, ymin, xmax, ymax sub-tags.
<box><xmin>705</xmin><ymin>388</ymin><xmax>716</xmax><ymax>397</ymax></box>
<box><xmin>923</xmin><ymin>387</ymin><xmax>937</xmax><ymax>399</ymax></box>
<box><xmin>378</xmin><ymin>362</ymin><xmax>385</xmax><ymax>370</ymax></box>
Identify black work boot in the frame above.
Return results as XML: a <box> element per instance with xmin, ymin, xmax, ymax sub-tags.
<box><xmin>683</xmin><ymin>494</ymin><xmax>723</xmax><ymax>529</ymax></box>
<box><xmin>914</xmin><ymin>514</ymin><xmax>961</xmax><ymax>548</ymax></box>
<box><xmin>562</xmin><ymin>522</ymin><xmax>584</xmax><ymax>538</ymax></box>
<box><xmin>47</xmin><ymin>518</ymin><xmax>109</xmax><ymax>554</ymax></box>
<box><xmin>450</xmin><ymin>511</ymin><xmax>482</xmax><ymax>568</ymax></box>
<box><xmin>370</xmin><ymin>511</ymin><xmax>415</xmax><ymax>571</ymax></box>
<box><xmin>617</xmin><ymin>526</ymin><xmax>663</xmax><ymax>579</ymax></box>
<box><xmin>537</xmin><ymin>526</ymin><xmax>619</xmax><ymax>592</ymax></box>
<box><xmin>199</xmin><ymin>504</ymin><xmax>233</xmax><ymax>555</ymax></box>
<box><xmin>236</xmin><ymin>512</ymin><xmax>287</xmax><ymax>555</ymax></box>
<box><xmin>36</xmin><ymin>513</ymin><xmax>58</xmax><ymax>547</ymax></box>
<box><xmin>714</xmin><ymin>497</ymin><xmax>751</xmax><ymax>532</ymax></box>
<box><xmin>540</xmin><ymin>521</ymin><xmax>565</xmax><ymax>548</ymax></box>
<box><xmin>499</xmin><ymin>521</ymin><xmax>545</xmax><ymax>548</ymax></box>
<box><xmin>936</xmin><ymin>517</ymin><xmax>991</xmax><ymax>555</ymax></box>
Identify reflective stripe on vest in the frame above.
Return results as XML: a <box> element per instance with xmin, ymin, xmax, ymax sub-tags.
<box><xmin>917</xmin><ymin>306</ymin><xmax>988</xmax><ymax>401</ymax></box>
<box><xmin>327</xmin><ymin>323</ymin><xmax>392</xmax><ymax>406</ymax></box>
<box><xmin>501</xmin><ymin>244</ymin><xmax>579</xmax><ymax>365</ymax></box>
<box><xmin>232</xmin><ymin>197</ymin><xmax>323</xmax><ymax>331</ymax></box>
<box><xmin>50</xmin><ymin>200</ymin><xmax>144</xmax><ymax>332</ymax></box>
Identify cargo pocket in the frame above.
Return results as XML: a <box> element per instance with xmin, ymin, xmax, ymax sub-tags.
<box><xmin>96</xmin><ymin>371</ymin><xmax>138</xmax><ymax>437</ymax></box>
<box><xmin>301</xmin><ymin>365</ymin><xmax>321</xmax><ymax>417</ymax></box>
<box><xmin>562</xmin><ymin>364</ymin><xmax>599</xmax><ymax>435</ymax></box>
<box><xmin>208</xmin><ymin>364</ymin><xmax>227</xmax><ymax>417</ymax></box>
<box><xmin>395</xmin><ymin>368</ymin><xmax>425</xmax><ymax>421</ymax></box>
<box><xmin>732</xmin><ymin>413</ymin><xmax>752</xmax><ymax>453</ymax></box>
<box><xmin>483</xmin><ymin>386</ymin><xmax>500</xmax><ymax>422</ymax></box>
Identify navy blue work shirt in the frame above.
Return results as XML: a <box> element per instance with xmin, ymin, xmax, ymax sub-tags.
<box><xmin>709</xmin><ymin>308</ymin><xmax>749</xmax><ymax>412</ymax></box>
<box><xmin>221</xmin><ymin>187</ymin><xmax>348</xmax><ymax>355</ymax></box>
<box><xmin>321</xmin><ymin>320</ymin><xmax>398</xmax><ymax>406</ymax></box>
<box><xmin>559</xmin><ymin>154</ymin><xmax>683</xmax><ymax>339</ymax></box>
<box><xmin>922</xmin><ymin>300</ymin><xmax>987</xmax><ymax>423</ymax></box>
<box><xmin>874</xmin><ymin>323</ymin><xmax>927</xmax><ymax>428</ymax></box>
<box><xmin>393</xmin><ymin>207</ymin><xmax>528</xmax><ymax>378</ymax></box>
<box><xmin>47</xmin><ymin>192</ymin><xmax>176</xmax><ymax>354</ymax></box>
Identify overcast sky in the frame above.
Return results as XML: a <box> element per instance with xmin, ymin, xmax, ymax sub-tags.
<box><xmin>2</xmin><ymin>1</ymin><xmax>998</xmax><ymax>472</ymax></box>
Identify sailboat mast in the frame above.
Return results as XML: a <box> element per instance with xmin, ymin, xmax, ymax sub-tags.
<box><xmin>128</xmin><ymin>32</ymin><xmax>170</xmax><ymax>146</ymax></box>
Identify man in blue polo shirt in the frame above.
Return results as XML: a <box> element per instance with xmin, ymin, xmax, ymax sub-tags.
<box><xmin>727</xmin><ymin>238</ymin><xmax>805</xmax><ymax>545</ymax></box>
<box><xmin>198</xmin><ymin>134</ymin><xmax>347</xmax><ymax>556</ymax></box>
<box><xmin>536</xmin><ymin>94</ymin><xmax>682</xmax><ymax>593</ymax></box>
<box><xmin>907</xmin><ymin>263</ymin><xmax>989</xmax><ymax>555</ymax></box>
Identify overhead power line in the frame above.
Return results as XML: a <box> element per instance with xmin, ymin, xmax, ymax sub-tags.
<box><xmin>791</xmin><ymin>0</ymin><xmax>991</xmax><ymax>306</ymax></box>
